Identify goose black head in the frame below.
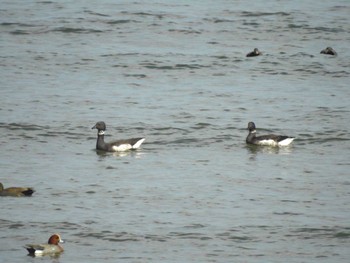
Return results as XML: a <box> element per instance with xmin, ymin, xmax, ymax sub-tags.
<box><xmin>92</xmin><ymin>121</ymin><xmax>106</xmax><ymax>131</ymax></box>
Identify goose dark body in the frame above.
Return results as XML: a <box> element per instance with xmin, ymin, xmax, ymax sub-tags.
<box><xmin>92</xmin><ymin>121</ymin><xmax>145</xmax><ymax>152</ymax></box>
<box><xmin>246</xmin><ymin>48</ymin><xmax>261</xmax><ymax>57</ymax></box>
<box><xmin>320</xmin><ymin>47</ymin><xmax>337</xmax><ymax>56</ymax></box>
<box><xmin>246</xmin><ymin>122</ymin><xmax>295</xmax><ymax>146</ymax></box>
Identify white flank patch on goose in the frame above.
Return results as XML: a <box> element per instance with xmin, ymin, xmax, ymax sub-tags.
<box><xmin>112</xmin><ymin>144</ymin><xmax>132</xmax><ymax>152</ymax></box>
<box><xmin>257</xmin><ymin>139</ymin><xmax>278</xmax><ymax>146</ymax></box>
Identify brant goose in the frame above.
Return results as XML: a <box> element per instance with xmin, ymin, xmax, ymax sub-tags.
<box><xmin>25</xmin><ymin>234</ymin><xmax>64</xmax><ymax>256</ymax></box>
<box><xmin>246</xmin><ymin>48</ymin><xmax>261</xmax><ymax>57</ymax></box>
<box><xmin>246</xmin><ymin>122</ymin><xmax>295</xmax><ymax>146</ymax></box>
<box><xmin>92</xmin><ymin>121</ymin><xmax>145</xmax><ymax>152</ymax></box>
<box><xmin>0</xmin><ymin>182</ymin><xmax>35</xmax><ymax>197</ymax></box>
<box><xmin>320</xmin><ymin>47</ymin><xmax>337</xmax><ymax>56</ymax></box>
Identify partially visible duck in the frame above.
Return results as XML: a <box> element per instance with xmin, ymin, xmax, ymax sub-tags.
<box><xmin>0</xmin><ymin>182</ymin><xmax>35</xmax><ymax>197</ymax></box>
<box><xmin>246</xmin><ymin>48</ymin><xmax>261</xmax><ymax>57</ymax></box>
<box><xmin>92</xmin><ymin>121</ymin><xmax>145</xmax><ymax>152</ymax></box>
<box><xmin>25</xmin><ymin>234</ymin><xmax>64</xmax><ymax>256</ymax></box>
<box><xmin>246</xmin><ymin>122</ymin><xmax>295</xmax><ymax>146</ymax></box>
<box><xmin>320</xmin><ymin>47</ymin><xmax>337</xmax><ymax>56</ymax></box>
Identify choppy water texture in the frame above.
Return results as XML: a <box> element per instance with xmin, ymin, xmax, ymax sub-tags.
<box><xmin>1</xmin><ymin>1</ymin><xmax>350</xmax><ymax>262</ymax></box>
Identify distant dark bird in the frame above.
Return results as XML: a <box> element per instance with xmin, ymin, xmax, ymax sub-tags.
<box><xmin>246</xmin><ymin>122</ymin><xmax>295</xmax><ymax>146</ymax></box>
<box><xmin>320</xmin><ymin>47</ymin><xmax>337</xmax><ymax>56</ymax></box>
<box><xmin>0</xmin><ymin>182</ymin><xmax>35</xmax><ymax>197</ymax></box>
<box><xmin>92</xmin><ymin>121</ymin><xmax>145</xmax><ymax>152</ymax></box>
<box><xmin>246</xmin><ymin>48</ymin><xmax>261</xmax><ymax>57</ymax></box>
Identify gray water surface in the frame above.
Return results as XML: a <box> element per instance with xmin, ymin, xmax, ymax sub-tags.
<box><xmin>1</xmin><ymin>1</ymin><xmax>350</xmax><ymax>262</ymax></box>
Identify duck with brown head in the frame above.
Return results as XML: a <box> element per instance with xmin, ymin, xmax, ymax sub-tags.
<box><xmin>25</xmin><ymin>234</ymin><xmax>64</xmax><ymax>257</ymax></box>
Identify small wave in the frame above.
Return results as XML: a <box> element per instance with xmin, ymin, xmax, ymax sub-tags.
<box><xmin>84</xmin><ymin>10</ymin><xmax>110</xmax><ymax>17</ymax></box>
<box><xmin>37</xmin><ymin>1</ymin><xmax>55</xmax><ymax>4</ymax></box>
<box><xmin>216</xmin><ymin>231</ymin><xmax>253</xmax><ymax>242</ymax></box>
<box><xmin>0</xmin><ymin>122</ymin><xmax>49</xmax><ymax>131</ymax></box>
<box><xmin>142</xmin><ymin>63</ymin><xmax>207</xmax><ymax>70</ymax></box>
<box><xmin>0</xmin><ymin>219</ymin><xmax>80</xmax><ymax>230</ymax></box>
<box><xmin>334</xmin><ymin>232</ymin><xmax>350</xmax><ymax>238</ymax></box>
<box><xmin>184</xmin><ymin>223</ymin><xmax>207</xmax><ymax>229</ymax></box>
<box><xmin>52</xmin><ymin>27</ymin><xmax>104</xmax><ymax>34</ymax></box>
<box><xmin>106</xmin><ymin>20</ymin><xmax>138</xmax><ymax>25</ymax></box>
<box><xmin>123</xmin><ymin>74</ymin><xmax>147</xmax><ymax>78</ymax></box>
<box><xmin>171</xmin><ymin>138</ymin><xmax>200</xmax><ymax>145</ymax></box>
<box><xmin>288</xmin><ymin>23</ymin><xmax>307</xmax><ymax>29</ymax></box>
<box><xmin>291</xmin><ymin>227</ymin><xmax>350</xmax><ymax>239</ymax></box>
<box><xmin>168</xmin><ymin>29</ymin><xmax>202</xmax><ymax>34</ymax></box>
<box><xmin>212</xmin><ymin>19</ymin><xmax>235</xmax><ymax>23</ymax></box>
<box><xmin>241</xmin><ymin>11</ymin><xmax>290</xmax><ymax>17</ymax></box>
<box><xmin>74</xmin><ymin>231</ymin><xmax>141</xmax><ymax>242</ymax></box>
<box><xmin>309</xmin><ymin>26</ymin><xmax>346</xmax><ymax>33</ymax></box>
<box><xmin>191</xmin><ymin>123</ymin><xmax>212</xmax><ymax>130</ymax></box>
<box><xmin>169</xmin><ymin>231</ymin><xmax>211</xmax><ymax>240</ymax></box>
<box><xmin>101</xmin><ymin>52</ymin><xmax>139</xmax><ymax>57</ymax></box>
<box><xmin>129</xmin><ymin>12</ymin><xmax>164</xmax><ymax>19</ymax></box>
<box><xmin>9</xmin><ymin>30</ymin><xmax>30</xmax><ymax>35</ymax></box>
<box><xmin>1</xmin><ymin>22</ymin><xmax>36</xmax><ymax>27</ymax></box>
<box><xmin>310</xmin><ymin>137</ymin><xmax>350</xmax><ymax>144</ymax></box>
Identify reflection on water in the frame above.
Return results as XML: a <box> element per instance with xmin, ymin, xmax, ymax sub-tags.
<box><xmin>94</xmin><ymin>149</ymin><xmax>146</xmax><ymax>158</ymax></box>
<box><xmin>27</xmin><ymin>252</ymin><xmax>62</xmax><ymax>260</ymax></box>
<box><xmin>246</xmin><ymin>144</ymin><xmax>295</xmax><ymax>156</ymax></box>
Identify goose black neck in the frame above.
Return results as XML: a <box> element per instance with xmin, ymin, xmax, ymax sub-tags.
<box><xmin>95</xmin><ymin>130</ymin><xmax>107</xmax><ymax>150</ymax></box>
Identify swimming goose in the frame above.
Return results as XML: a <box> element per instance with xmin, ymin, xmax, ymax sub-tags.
<box><xmin>246</xmin><ymin>48</ymin><xmax>261</xmax><ymax>57</ymax></box>
<box><xmin>92</xmin><ymin>121</ymin><xmax>145</xmax><ymax>152</ymax></box>
<box><xmin>246</xmin><ymin>122</ymin><xmax>295</xmax><ymax>146</ymax></box>
<box><xmin>320</xmin><ymin>47</ymin><xmax>337</xmax><ymax>56</ymax></box>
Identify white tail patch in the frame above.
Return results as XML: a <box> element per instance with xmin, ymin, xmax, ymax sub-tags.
<box><xmin>277</xmin><ymin>137</ymin><xmax>295</xmax><ymax>146</ymax></box>
<box><xmin>132</xmin><ymin>138</ymin><xmax>145</xmax><ymax>149</ymax></box>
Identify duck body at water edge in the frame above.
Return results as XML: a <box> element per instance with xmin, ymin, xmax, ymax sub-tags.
<box><xmin>0</xmin><ymin>183</ymin><xmax>35</xmax><ymax>197</ymax></box>
<box><xmin>246</xmin><ymin>122</ymin><xmax>295</xmax><ymax>147</ymax></box>
<box><xmin>320</xmin><ymin>47</ymin><xmax>337</xmax><ymax>56</ymax></box>
<box><xmin>92</xmin><ymin>121</ymin><xmax>145</xmax><ymax>152</ymax></box>
<box><xmin>24</xmin><ymin>234</ymin><xmax>64</xmax><ymax>257</ymax></box>
<box><xmin>246</xmin><ymin>48</ymin><xmax>261</xmax><ymax>57</ymax></box>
